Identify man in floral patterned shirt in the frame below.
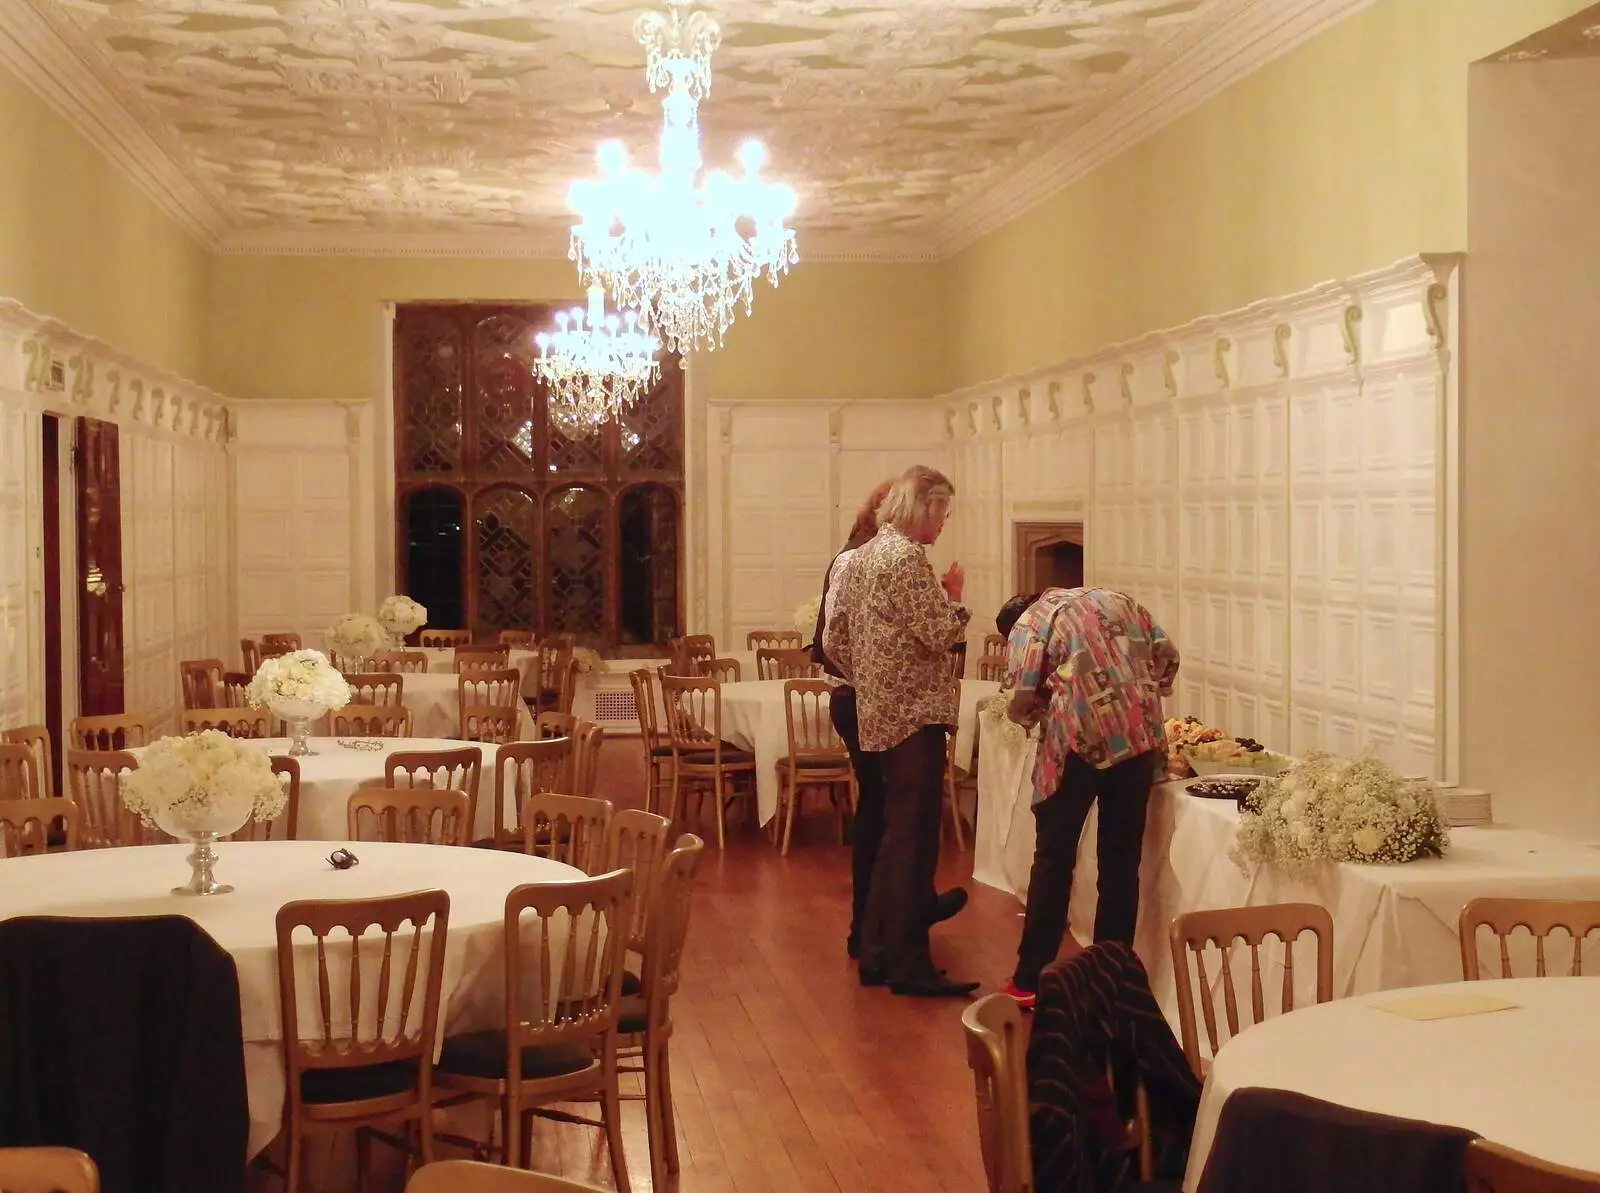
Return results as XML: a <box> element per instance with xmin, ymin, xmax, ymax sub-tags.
<box><xmin>824</xmin><ymin>465</ymin><xmax>977</xmax><ymax>997</ymax></box>
<box><xmin>997</xmin><ymin>587</ymin><xmax>1180</xmax><ymax>1009</ymax></box>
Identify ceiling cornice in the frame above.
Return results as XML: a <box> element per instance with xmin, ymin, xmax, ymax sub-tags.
<box><xmin>0</xmin><ymin>0</ymin><xmax>227</xmax><ymax>246</ymax></box>
<box><xmin>0</xmin><ymin>0</ymin><xmax>1373</xmax><ymax>264</ymax></box>
<box><xmin>935</xmin><ymin>0</ymin><xmax>1379</xmax><ymax>254</ymax></box>
<box><xmin>216</xmin><ymin>226</ymin><xmax>942</xmax><ymax>265</ymax></box>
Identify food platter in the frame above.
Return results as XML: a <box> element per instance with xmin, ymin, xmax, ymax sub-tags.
<box><xmin>1186</xmin><ymin>776</ymin><xmax>1262</xmax><ymax>808</ymax></box>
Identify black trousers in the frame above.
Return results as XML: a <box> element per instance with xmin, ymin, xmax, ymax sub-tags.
<box><xmin>828</xmin><ymin>687</ymin><xmax>885</xmax><ymax>947</ymax></box>
<box><xmin>1014</xmin><ymin>750</ymin><xmax>1157</xmax><ymax>991</ymax></box>
<box><xmin>861</xmin><ymin>724</ymin><xmax>947</xmax><ymax>983</ymax></box>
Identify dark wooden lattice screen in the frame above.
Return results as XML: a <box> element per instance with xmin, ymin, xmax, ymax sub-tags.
<box><xmin>394</xmin><ymin>303</ymin><xmax>685</xmax><ymax>647</ymax></box>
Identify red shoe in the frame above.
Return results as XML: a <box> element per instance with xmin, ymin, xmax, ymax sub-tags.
<box><xmin>1000</xmin><ymin>980</ymin><xmax>1036</xmax><ymax>1012</ymax></box>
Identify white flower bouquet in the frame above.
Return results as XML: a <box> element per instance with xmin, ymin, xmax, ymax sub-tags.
<box><xmin>327</xmin><ymin>612</ymin><xmax>389</xmax><ymax>664</ymax></box>
<box><xmin>793</xmin><ymin>595</ymin><xmax>821</xmax><ymax>633</ymax></box>
<box><xmin>247</xmin><ymin>649</ymin><xmax>352</xmax><ymax>714</ymax></box>
<box><xmin>571</xmin><ymin>646</ymin><xmax>605</xmax><ymax>674</ymax></box>
<box><xmin>976</xmin><ymin>690</ymin><xmax>1029</xmax><ymax>746</ymax></box>
<box><xmin>378</xmin><ymin>593</ymin><xmax>427</xmax><ymax>639</ymax></box>
<box><xmin>119</xmin><ymin>730</ymin><xmax>288</xmax><ymax>838</ymax></box>
<box><xmin>1232</xmin><ymin>751</ymin><xmax>1448</xmax><ymax>876</ymax></box>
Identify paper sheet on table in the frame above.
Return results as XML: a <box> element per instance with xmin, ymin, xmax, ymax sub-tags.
<box><xmin>1372</xmin><ymin>993</ymin><xmax>1521</xmax><ymax>1021</ymax></box>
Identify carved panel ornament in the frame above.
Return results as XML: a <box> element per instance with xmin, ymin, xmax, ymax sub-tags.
<box><xmin>32</xmin><ymin>0</ymin><xmax>1221</xmax><ymax>241</ymax></box>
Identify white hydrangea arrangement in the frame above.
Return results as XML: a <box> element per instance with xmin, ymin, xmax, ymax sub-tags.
<box><xmin>377</xmin><ymin>594</ymin><xmax>427</xmax><ymax>640</ymax></box>
<box><xmin>119</xmin><ymin>730</ymin><xmax>288</xmax><ymax>836</ymax></box>
<box><xmin>1232</xmin><ymin>751</ymin><xmax>1448</xmax><ymax>876</ymax></box>
<box><xmin>977</xmin><ymin>689</ymin><xmax>1030</xmax><ymax>746</ymax></box>
<box><xmin>247</xmin><ymin>649</ymin><xmax>352</xmax><ymax>713</ymax></box>
<box><xmin>571</xmin><ymin>646</ymin><xmax>605</xmax><ymax>674</ymax></box>
<box><xmin>327</xmin><ymin>612</ymin><xmax>389</xmax><ymax>663</ymax></box>
<box><xmin>793</xmin><ymin>595</ymin><xmax>821</xmax><ymax>633</ymax></box>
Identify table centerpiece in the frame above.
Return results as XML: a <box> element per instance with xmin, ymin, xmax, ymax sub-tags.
<box><xmin>246</xmin><ymin>649</ymin><xmax>351</xmax><ymax>757</ymax></box>
<box><xmin>327</xmin><ymin>611</ymin><xmax>389</xmax><ymax>672</ymax></box>
<box><xmin>377</xmin><ymin>593</ymin><xmax>427</xmax><ymax>647</ymax></box>
<box><xmin>118</xmin><ymin>730</ymin><xmax>289</xmax><ymax>895</ymax></box>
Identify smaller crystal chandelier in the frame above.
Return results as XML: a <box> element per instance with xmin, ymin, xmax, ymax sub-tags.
<box><xmin>534</xmin><ymin>285</ymin><xmax>661</xmax><ymax>434</ymax></box>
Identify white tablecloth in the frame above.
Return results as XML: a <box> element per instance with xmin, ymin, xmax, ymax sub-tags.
<box><xmin>417</xmin><ymin>647</ymin><xmax>539</xmax><ymax>699</ymax></box>
<box><xmin>972</xmin><ymin>712</ymin><xmax>1600</xmax><ymax>1022</ymax></box>
<box><xmin>400</xmin><ymin>672</ymin><xmax>536</xmax><ymax>740</ymax></box>
<box><xmin>0</xmin><ymin>841</ymin><xmax>581</xmax><ymax>1156</ymax></box>
<box><xmin>1184</xmin><ymin>977</ymin><xmax>1600</xmax><ymax>1188</ymax></box>
<box><xmin>719</xmin><ymin>678</ymin><xmax>996</xmax><ymax>826</ymax></box>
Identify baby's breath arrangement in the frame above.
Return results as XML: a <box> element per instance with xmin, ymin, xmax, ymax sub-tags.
<box><xmin>977</xmin><ymin>690</ymin><xmax>1029</xmax><ymax>746</ymax></box>
<box><xmin>792</xmin><ymin>595</ymin><xmax>821</xmax><ymax>633</ymax></box>
<box><xmin>1231</xmin><ymin>751</ymin><xmax>1448</xmax><ymax>876</ymax></box>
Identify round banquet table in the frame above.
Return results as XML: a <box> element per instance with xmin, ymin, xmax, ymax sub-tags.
<box><xmin>1183</xmin><ymin>977</ymin><xmax>1600</xmax><ymax>1189</ymax></box>
<box><xmin>718</xmin><ymin>677</ymin><xmax>998</xmax><ymax>826</ymax></box>
<box><xmin>131</xmin><ymin>738</ymin><xmax>502</xmax><ymax>843</ymax></box>
<box><xmin>0</xmin><ymin>840</ymin><xmax>583</xmax><ymax>1157</ymax></box>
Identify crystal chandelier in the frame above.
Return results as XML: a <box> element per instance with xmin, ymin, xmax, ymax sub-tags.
<box><xmin>534</xmin><ymin>285</ymin><xmax>661</xmax><ymax>434</ymax></box>
<box><xmin>567</xmin><ymin>0</ymin><xmax>799</xmax><ymax>355</ymax></box>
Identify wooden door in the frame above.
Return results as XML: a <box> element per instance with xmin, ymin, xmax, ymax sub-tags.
<box><xmin>75</xmin><ymin>417</ymin><xmax>124</xmax><ymax>716</ymax></box>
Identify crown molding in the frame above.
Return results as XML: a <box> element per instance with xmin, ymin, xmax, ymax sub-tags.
<box><xmin>935</xmin><ymin>0</ymin><xmax>1379</xmax><ymax>254</ymax></box>
<box><xmin>216</xmin><ymin>225</ymin><xmax>942</xmax><ymax>264</ymax></box>
<box><xmin>0</xmin><ymin>0</ymin><xmax>228</xmax><ymax>246</ymax></box>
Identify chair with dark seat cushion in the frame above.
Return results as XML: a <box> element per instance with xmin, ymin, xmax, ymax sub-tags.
<box><xmin>436</xmin><ymin>1032</ymin><xmax>595</xmax><ymax>1082</ymax></box>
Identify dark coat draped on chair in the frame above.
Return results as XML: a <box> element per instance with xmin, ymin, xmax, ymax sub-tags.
<box><xmin>1027</xmin><ymin>941</ymin><xmax>1202</xmax><ymax>1192</ymax></box>
<box><xmin>0</xmin><ymin>915</ymin><xmax>249</xmax><ymax>1193</ymax></box>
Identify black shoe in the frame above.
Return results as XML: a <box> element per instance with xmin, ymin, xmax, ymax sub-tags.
<box><xmin>859</xmin><ymin>967</ymin><xmax>886</xmax><ymax>987</ymax></box>
<box><xmin>847</xmin><ymin>933</ymin><xmax>859</xmax><ymax>960</ymax></box>
<box><xmin>929</xmin><ymin>888</ymin><xmax>968</xmax><ymax>925</ymax></box>
<box><xmin>890</xmin><ymin>975</ymin><xmax>980</xmax><ymax>998</ymax></box>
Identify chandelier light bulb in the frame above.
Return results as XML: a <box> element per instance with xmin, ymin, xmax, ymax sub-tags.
<box><xmin>533</xmin><ymin>285</ymin><xmax>661</xmax><ymax>436</ymax></box>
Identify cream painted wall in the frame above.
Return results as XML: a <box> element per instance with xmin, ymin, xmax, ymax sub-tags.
<box><xmin>943</xmin><ymin>0</ymin><xmax>1594</xmax><ymax>388</ymax></box>
<box><xmin>0</xmin><ymin>64</ymin><xmax>208</xmax><ymax>379</ymax></box>
<box><xmin>204</xmin><ymin>254</ymin><xmax>945</xmax><ymax>404</ymax></box>
<box><xmin>1462</xmin><ymin>58</ymin><xmax>1600</xmax><ymax>840</ymax></box>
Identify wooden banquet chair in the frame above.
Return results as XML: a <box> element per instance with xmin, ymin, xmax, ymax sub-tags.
<box><xmin>628</xmin><ymin>668</ymin><xmax>673</xmax><ymax>815</ymax></box>
<box><xmin>420</xmin><ymin>629</ymin><xmax>472</xmax><ymax>648</ymax></box>
<box><xmin>669</xmin><ymin>634</ymin><xmax>715</xmax><ymax>677</ymax></box>
<box><xmin>179</xmin><ymin>709</ymin><xmax>273</xmax><ymax>739</ymax></box>
<box><xmin>331</xmin><ymin>705</ymin><xmax>414</xmax><ymax>739</ymax></box>
<box><xmin>64</xmin><ymin>750</ymin><xmax>140</xmax><ymax>848</ymax></box>
<box><xmin>522</xmin><ymin>791</ymin><xmax>612</xmax><ymax>872</ymax></box>
<box><xmin>408</xmin><ymin>1161</ymin><xmax>606</xmax><ymax>1193</ymax></box>
<box><xmin>69</xmin><ymin>712</ymin><xmax>153</xmax><ymax>752</ymax></box>
<box><xmin>947</xmin><ymin>641</ymin><xmax>968</xmax><ymax>680</ymax></box>
<box><xmin>345</xmin><ymin>672</ymin><xmax>403</xmax><ymax>705</ymax></box>
<box><xmin>274</xmin><ymin>890</ymin><xmax>451</xmax><ymax>1193</ymax></box>
<box><xmin>0</xmin><ymin>743</ymin><xmax>43</xmax><ymax>801</ymax></box>
<box><xmin>707</xmin><ymin>656</ymin><xmax>742</xmax><ymax>684</ymax></box>
<box><xmin>616</xmin><ymin>833</ymin><xmax>705</xmax><ymax>1192</ymax></box>
<box><xmin>658</xmin><ymin>673</ymin><xmax>755</xmax><ymax>850</ymax></box>
<box><xmin>240</xmin><ymin>638</ymin><xmax>260</xmax><ymax>673</ymax></box>
<box><xmin>1169</xmin><ymin>902</ymin><xmax>1334</xmax><ymax>1076</ymax></box>
<box><xmin>943</xmin><ymin>731</ymin><xmax>972</xmax><ymax>850</ymax></box>
<box><xmin>747</xmin><ymin>629</ymin><xmax>802</xmax><ymax>652</ymax></box>
<box><xmin>571</xmin><ymin>721</ymin><xmax>605</xmax><ymax>798</ymax></box>
<box><xmin>533</xmin><ymin>710</ymin><xmax>577</xmax><ymax>740</ymax></box>
<box><xmin>962</xmin><ymin>993</ymin><xmax>1035</xmax><ymax>1193</ymax></box>
<box><xmin>775</xmin><ymin>679</ymin><xmax>853</xmax><ymax>855</ymax></box>
<box><xmin>756</xmin><ymin>647</ymin><xmax>816</xmax><ymax>681</ymax></box>
<box><xmin>978</xmin><ymin>633</ymin><xmax>1008</xmax><ymax>683</ymax></box>
<box><xmin>0</xmin><ymin>798</ymin><xmax>80</xmax><ymax>857</ymax></box>
<box><xmin>484</xmin><ymin>738</ymin><xmax>573</xmax><ymax>852</ymax></box>
<box><xmin>260</xmin><ymin>632</ymin><xmax>302</xmax><ymax>653</ymax></box>
<box><xmin>1459</xmin><ymin>897</ymin><xmax>1600</xmax><ymax>980</ymax></box>
<box><xmin>431</xmin><ymin>871</ymin><xmax>633</xmax><ymax>1189</ymax></box>
<box><xmin>496</xmin><ymin>629</ymin><xmax>535</xmax><ymax>648</ymax></box>
<box><xmin>231</xmin><ymin>756</ymin><xmax>299</xmax><ymax>842</ymax></box>
<box><xmin>385</xmin><ymin>747</ymin><xmax>484</xmax><ymax>840</ymax></box>
<box><xmin>1464</xmin><ymin>1140</ymin><xmax>1600</xmax><ymax>1192</ymax></box>
<box><xmin>453</xmin><ymin>646</ymin><xmax>510</xmax><ymax>672</ymax></box>
<box><xmin>371</xmin><ymin>650</ymin><xmax>429</xmax><ymax>674</ymax></box>
<box><xmin>0</xmin><ymin>1146</ymin><xmax>101</xmax><ymax>1193</ymax></box>
<box><xmin>220</xmin><ymin>672</ymin><xmax>252</xmax><ymax>707</ymax></box>
<box><xmin>2</xmin><ymin>726</ymin><xmax>53</xmax><ymax>799</ymax></box>
<box><xmin>347</xmin><ymin>786</ymin><xmax>470</xmax><ymax>846</ymax></box>
<box><xmin>179</xmin><ymin>658</ymin><xmax>225</xmax><ymax>709</ymax></box>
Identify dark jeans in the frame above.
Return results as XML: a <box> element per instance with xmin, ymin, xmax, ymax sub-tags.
<box><xmin>1014</xmin><ymin>750</ymin><xmax>1157</xmax><ymax>992</ymax></box>
<box><xmin>829</xmin><ymin>687</ymin><xmax>885</xmax><ymax>947</ymax></box>
<box><xmin>861</xmin><ymin>724</ymin><xmax>947</xmax><ymax>983</ymax></box>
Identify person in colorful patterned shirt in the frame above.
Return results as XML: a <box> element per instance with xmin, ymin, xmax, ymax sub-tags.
<box><xmin>995</xmin><ymin>587</ymin><xmax>1180</xmax><ymax>1009</ymax></box>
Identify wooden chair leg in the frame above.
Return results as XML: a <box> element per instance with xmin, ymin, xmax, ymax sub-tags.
<box><xmin>780</xmin><ymin>774</ymin><xmax>798</xmax><ymax>856</ymax></box>
<box><xmin>660</xmin><ymin>1039</ymin><xmax>681</xmax><ymax>1176</ymax></box>
<box><xmin>644</xmin><ymin>1041</ymin><xmax>668</xmax><ymax>1193</ymax></box>
<box><xmin>603</xmin><ymin>1049</ymin><xmax>632</xmax><ymax>1193</ymax></box>
<box><xmin>355</xmin><ymin>1127</ymin><xmax>372</xmax><ymax>1193</ymax></box>
<box><xmin>712</xmin><ymin>771</ymin><xmax>728</xmax><ymax>850</ymax></box>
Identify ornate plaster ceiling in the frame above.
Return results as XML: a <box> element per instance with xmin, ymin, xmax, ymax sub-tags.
<box><xmin>1493</xmin><ymin>3</ymin><xmax>1600</xmax><ymax>62</ymax></box>
<box><xmin>11</xmin><ymin>0</ymin><xmax>1365</xmax><ymax>256</ymax></box>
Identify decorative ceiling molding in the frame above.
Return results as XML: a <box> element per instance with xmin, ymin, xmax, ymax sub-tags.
<box><xmin>0</xmin><ymin>1</ymin><xmax>228</xmax><ymax>245</ymax></box>
<box><xmin>937</xmin><ymin>0</ymin><xmax>1378</xmax><ymax>251</ymax></box>
<box><xmin>1</xmin><ymin>0</ymin><xmax>1374</xmax><ymax>261</ymax></box>
<box><xmin>1490</xmin><ymin>1</ymin><xmax>1600</xmax><ymax>62</ymax></box>
<box><xmin>216</xmin><ymin>225</ymin><xmax>942</xmax><ymax>265</ymax></box>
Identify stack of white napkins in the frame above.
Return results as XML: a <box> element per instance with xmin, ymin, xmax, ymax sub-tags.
<box><xmin>1435</xmin><ymin>783</ymin><xmax>1493</xmax><ymax>828</ymax></box>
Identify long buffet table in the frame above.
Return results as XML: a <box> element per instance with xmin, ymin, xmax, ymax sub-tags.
<box><xmin>973</xmin><ymin>709</ymin><xmax>1600</xmax><ymax>1025</ymax></box>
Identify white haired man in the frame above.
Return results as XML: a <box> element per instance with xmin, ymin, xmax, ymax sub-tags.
<box><xmin>824</xmin><ymin>465</ymin><xmax>978</xmax><ymax>998</ymax></box>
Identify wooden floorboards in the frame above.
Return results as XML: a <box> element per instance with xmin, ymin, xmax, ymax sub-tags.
<box><xmin>274</xmin><ymin>739</ymin><xmax>1026</xmax><ymax>1191</ymax></box>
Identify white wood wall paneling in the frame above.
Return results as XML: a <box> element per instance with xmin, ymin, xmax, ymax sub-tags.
<box><xmin>0</xmin><ymin>299</ymin><xmax>233</xmax><ymax>735</ymax></box>
<box><xmin>931</xmin><ymin>256</ymin><xmax>1459</xmax><ymax>778</ymax></box>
